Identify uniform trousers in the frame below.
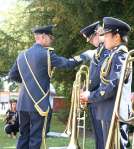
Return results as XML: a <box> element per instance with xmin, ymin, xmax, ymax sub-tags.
<box><xmin>88</xmin><ymin>104</ymin><xmax>104</xmax><ymax>149</ymax></box>
<box><xmin>101</xmin><ymin>120</ymin><xmax>111</xmax><ymax>147</ymax></box>
<box><xmin>17</xmin><ymin>111</ymin><xmax>45</xmax><ymax>149</ymax></box>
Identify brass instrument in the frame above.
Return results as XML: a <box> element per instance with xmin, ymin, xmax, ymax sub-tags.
<box><xmin>105</xmin><ymin>49</ymin><xmax>134</xmax><ymax>149</ymax></box>
<box><xmin>64</xmin><ymin>65</ymin><xmax>89</xmax><ymax>149</ymax></box>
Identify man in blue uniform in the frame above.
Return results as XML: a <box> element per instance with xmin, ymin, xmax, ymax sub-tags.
<box><xmin>80</xmin><ymin>17</ymin><xmax>131</xmax><ymax>149</ymax></box>
<box><xmin>8</xmin><ymin>25</ymin><xmax>81</xmax><ymax>149</ymax></box>
<box><xmin>80</xmin><ymin>21</ymin><xmax>109</xmax><ymax>149</ymax></box>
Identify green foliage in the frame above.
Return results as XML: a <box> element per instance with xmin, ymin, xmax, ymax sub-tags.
<box><xmin>23</xmin><ymin>0</ymin><xmax>134</xmax><ymax>95</ymax></box>
<box><xmin>0</xmin><ymin>1</ymin><xmax>32</xmax><ymax>75</ymax></box>
<box><xmin>0</xmin><ymin>79</ymin><xmax>4</xmax><ymax>90</ymax></box>
<box><xmin>9</xmin><ymin>82</ymin><xmax>19</xmax><ymax>92</ymax></box>
<box><xmin>0</xmin><ymin>117</ymin><xmax>16</xmax><ymax>148</ymax></box>
<box><xmin>52</xmin><ymin>69</ymin><xmax>76</xmax><ymax>98</ymax></box>
<box><xmin>0</xmin><ymin>0</ymin><xmax>134</xmax><ymax>95</ymax></box>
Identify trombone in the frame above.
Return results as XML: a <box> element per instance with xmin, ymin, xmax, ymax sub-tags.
<box><xmin>105</xmin><ymin>49</ymin><xmax>134</xmax><ymax>149</ymax></box>
<box><xmin>64</xmin><ymin>65</ymin><xmax>89</xmax><ymax>149</ymax></box>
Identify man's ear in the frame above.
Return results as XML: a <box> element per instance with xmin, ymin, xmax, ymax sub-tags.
<box><xmin>114</xmin><ymin>33</ymin><xmax>121</xmax><ymax>43</ymax></box>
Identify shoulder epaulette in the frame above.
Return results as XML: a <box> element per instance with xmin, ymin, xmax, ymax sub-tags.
<box><xmin>48</xmin><ymin>47</ymin><xmax>54</xmax><ymax>51</ymax></box>
<box><xmin>117</xmin><ymin>45</ymin><xmax>128</xmax><ymax>53</ymax></box>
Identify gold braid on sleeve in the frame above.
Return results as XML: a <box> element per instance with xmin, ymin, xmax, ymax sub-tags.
<box><xmin>47</xmin><ymin>47</ymin><xmax>55</xmax><ymax>79</ymax></box>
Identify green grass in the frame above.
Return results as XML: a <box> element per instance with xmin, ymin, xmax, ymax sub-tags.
<box><xmin>0</xmin><ymin>113</ymin><xmax>95</xmax><ymax>149</ymax></box>
<box><xmin>0</xmin><ymin>117</ymin><xmax>16</xmax><ymax>149</ymax></box>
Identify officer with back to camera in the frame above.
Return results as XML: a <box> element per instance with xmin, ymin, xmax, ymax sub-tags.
<box><xmin>8</xmin><ymin>25</ymin><xmax>82</xmax><ymax>149</ymax></box>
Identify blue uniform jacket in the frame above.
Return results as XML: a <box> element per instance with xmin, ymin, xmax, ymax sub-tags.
<box><xmin>89</xmin><ymin>45</ymin><xmax>127</xmax><ymax>120</ymax></box>
<box><xmin>9</xmin><ymin>43</ymin><xmax>80</xmax><ymax>112</ymax></box>
<box><xmin>89</xmin><ymin>45</ymin><xmax>109</xmax><ymax>91</ymax></box>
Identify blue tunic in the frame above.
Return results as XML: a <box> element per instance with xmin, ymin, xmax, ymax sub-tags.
<box><xmin>89</xmin><ymin>45</ymin><xmax>110</xmax><ymax>91</ymax></box>
<box><xmin>9</xmin><ymin>43</ymin><xmax>80</xmax><ymax>113</ymax></box>
<box><xmin>89</xmin><ymin>45</ymin><xmax>128</xmax><ymax>121</ymax></box>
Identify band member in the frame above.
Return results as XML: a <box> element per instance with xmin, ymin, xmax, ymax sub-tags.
<box><xmin>80</xmin><ymin>21</ymin><xmax>109</xmax><ymax>149</ymax></box>
<box><xmin>4</xmin><ymin>99</ymin><xmax>19</xmax><ymax>138</ymax></box>
<box><xmin>80</xmin><ymin>17</ymin><xmax>131</xmax><ymax>148</ymax></box>
<box><xmin>8</xmin><ymin>25</ymin><xmax>82</xmax><ymax>149</ymax></box>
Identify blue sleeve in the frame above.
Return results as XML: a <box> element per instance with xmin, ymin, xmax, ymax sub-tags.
<box><xmin>80</xmin><ymin>49</ymin><xmax>96</xmax><ymax>62</ymax></box>
<box><xmin>89</xmin><ymin>52</ymin><xmax>126</xmax><ymax>102</ymax></box>
<box><xmin>50</xmin><ymin>51</ymin><xmax>81</xmax><ymax>69</ymax></box>
<box><xmin>8</xmin><ymin>61</ymin><xmax>22</xmax><ymax>83</ymax></box>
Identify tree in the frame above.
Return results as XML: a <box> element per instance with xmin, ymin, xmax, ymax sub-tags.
<box><xmin>0</xmin><ymin>1</ymin><xmax>31</xmax><ymax>75</ymax></box>
<box><xmin>0</xmin><ymin>78</ymin><xmax>4</xmax><ymax>91</ymax></box>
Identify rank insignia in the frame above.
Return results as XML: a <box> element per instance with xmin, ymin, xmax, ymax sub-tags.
<box><xmin>73</xmin><ymin>56</ymin><xmax>82</xmax><ymax>62</ymax></box>
<box><xmin>100</xmin><ymin>91</ymin><xmax>105</xmax><ymax>96</ymax></box>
